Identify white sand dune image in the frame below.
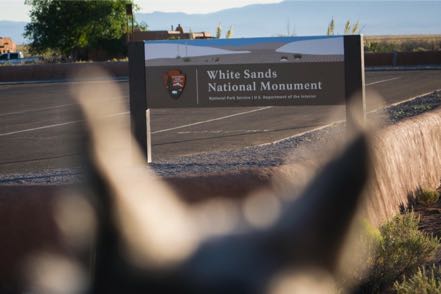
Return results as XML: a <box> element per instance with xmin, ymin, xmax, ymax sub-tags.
<box><xmin>276</xmin><ymin>37</ymin><xmax>344</xmax><ymax>55</ymax></box>
<box><xmin>145</xmin><ymin>44</ymin><xmax>250</xmax><ymax>61</ymax></box>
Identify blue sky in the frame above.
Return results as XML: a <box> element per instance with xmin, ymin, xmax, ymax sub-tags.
<box><xmin>2</xmin><ymin>0</ymin><xmax>440</xmax><ymax>43</ymax></box>
<box><xmin>0</xmin><ymin>0</ymin><xmax>282</xmax><ymax>21</ymax></box>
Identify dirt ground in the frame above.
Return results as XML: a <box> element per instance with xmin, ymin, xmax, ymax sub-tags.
<box><xmin>414</xmin><ymin>188</ymin><xmax>441</xmax><ymax>263</ymax></box>
<box><xmin>416</xmin><ymin>202</ymin><xmax>441</xmax><ymax>238</ymax></box>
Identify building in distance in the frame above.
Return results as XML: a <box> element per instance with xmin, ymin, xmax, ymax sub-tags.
<box><xmin>0</xmin><ymin>37</ymin><xmax>16</xmax><ymax>54</ymax></box>
<box><xmin>131</xmin><ymin>24</ymin><xmax>212</xmax><ymax>42</ymax></box>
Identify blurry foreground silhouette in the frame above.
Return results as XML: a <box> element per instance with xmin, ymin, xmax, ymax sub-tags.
<box><xmin>0</xmin><ymin>68</ymin><xmax>372</xmax><ymax>293</ymax></box>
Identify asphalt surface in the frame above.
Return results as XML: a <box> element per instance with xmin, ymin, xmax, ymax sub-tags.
<box><xmin>0</xmin><ymin>70</ymin><xmax>440</xmax><ymax>175</ymax></box>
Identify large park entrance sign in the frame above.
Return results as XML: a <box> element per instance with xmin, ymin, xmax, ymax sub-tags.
<box><xmin>129</xmin><ymin>35</ymin><xmax>365</xmax><ymax>161</ymax></box>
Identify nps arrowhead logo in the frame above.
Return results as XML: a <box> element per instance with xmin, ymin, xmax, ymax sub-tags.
<box><xmin>163</xmin><ymin>69</ymin><xmax>186</xmax><ymax>99</ymax></box>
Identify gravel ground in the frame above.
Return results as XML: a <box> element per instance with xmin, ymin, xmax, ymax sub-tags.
<box><xmin>1</xmin><ymin>90</ymin><xmax>440</xmax><ymax>184</ymax></box>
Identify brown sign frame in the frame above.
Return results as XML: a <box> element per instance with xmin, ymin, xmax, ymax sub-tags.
<box><xmin>128</xmin><ymin>35</ymin><xmax>365</xmax><ymax>161</ymax></box>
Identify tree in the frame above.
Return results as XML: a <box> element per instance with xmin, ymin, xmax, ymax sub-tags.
<box><xmin>344</xmin><ymin>20</ymin><xmax>361</xmax><ymax>34</ymax></box>
<box><xmin>225</xmin><ymin>26</ymin><xmax>233</xmax><ymax>39</ymax></box>
<box><xmin>216</xmin><ymin>23</ymin><xmax>222</xmax><ymax>39</ymax></box>
<box><xmin>327</xmin><ymin>17</ymin><xmax>335</xmax><ymax>35</ymax></box>
<box><xmin>344</xmin><ymin>20</ymin><xmax>351</xmax><ymax>34</ymax></box>
<box><xmin>351</xmin><ymin>20</ymin><xmax>360</xmax><ymax>34</ymax></box>
<box><xmin>327</xmin><ymin>18</ymin><xmax>362</xmax><ymax>35</ymax></box>
<box><xmin>24</xmin><ymin>0</ymin><xmax>134</xmax><ymax>59</ymax></box>
<box><xmin>285</xmin><ymin>19</ymin><xmax>296</xmax><ymax>37</ymax></box>
<box><xmin>134</xmin><ymin>21</ymin><xmax>149</xmax><ymax>32</ymax></box>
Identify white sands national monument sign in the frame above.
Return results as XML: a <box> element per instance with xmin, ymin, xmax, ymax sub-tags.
<box><xmin>128</xmin><ymin>35</ymin><xmax>365</xmax><ymax>160</ymax></box>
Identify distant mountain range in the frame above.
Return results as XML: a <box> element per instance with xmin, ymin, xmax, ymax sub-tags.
<box><xmin>2</xmin><ymin>1</ymin><xmax>441</xmax><ymax>44</ymax></box>
<box><xmin>138</xmin><ymin>1</ymin><xmax>441</xmax><ymax>38</ymax></box>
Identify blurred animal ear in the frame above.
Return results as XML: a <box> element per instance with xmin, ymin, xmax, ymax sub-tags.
<box><xmin>269</xmin><ymin>133</ymin><xmax>370</xmax><ymax>271</ymax></box>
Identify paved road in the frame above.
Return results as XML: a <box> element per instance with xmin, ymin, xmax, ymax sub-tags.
<box><xmin>0</xmin><ymin>70</ymin><xmax>440</xmax><ymax>174</ymax></box>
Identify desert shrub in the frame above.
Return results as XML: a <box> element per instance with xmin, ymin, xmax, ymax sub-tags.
<box><xmin>358</xmin><ymin>212</ymin><xmax>439</xmax><ymax>293</ymax></box>
<box><xmin>413</xmin><ymin>47</ymin><xmax>429</xmax><ymax>52</ymax></box>
<box><xmin>416</xmin><ymin>188</ymin><xmax>440</xmax><ymax>207</ymax></box>
<box><xmin>364</xmin><ymin>38</ymin><xmax>441</xmax><ymax>53</ymax></box>
<box><xmin>364</xmin><ymin>41</ymin><xmax>396</xmax><ymax>53</ymax></box>
<box><xmin>394</xmin><ymin>265</ymin><xmax>441</xmax><ymax>294</ymax></box>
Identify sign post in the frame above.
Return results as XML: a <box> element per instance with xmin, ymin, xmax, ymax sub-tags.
<box><xmin>146</xmin><ymin>108</ymin><xmax>152</xmax><ymax>163</ymax></box>
<box><xmin>344</xmin><ymin>35</ymin><xmax>366</xmax><ymax>131</ymax></box>
<box><xmin>129</xmin><ymin>35</ymin><xmax>365</xmax><ymax>161</ymax></box>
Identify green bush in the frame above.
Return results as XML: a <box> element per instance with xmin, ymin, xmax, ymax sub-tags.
<box><xmin>416</xmin><ymin>188</ymin><xmax>440</xmax><ymax>207</ymax></box>
<box><xmin>394</xmin><ymin>265</ymin><xmax>441</xmax><ymax>294</ymax></box>
<box><xmin>359</xmin><ymin>212</ymin><xmax>439</xmax><ymax>292</ymax></box>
